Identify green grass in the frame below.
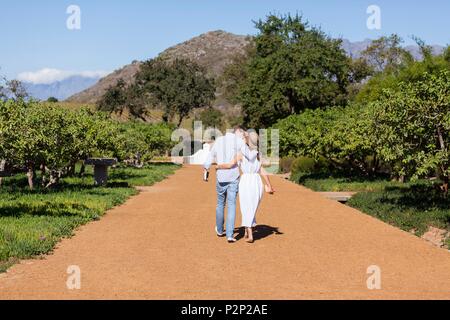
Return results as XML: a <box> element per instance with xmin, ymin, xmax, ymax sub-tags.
<box><xmin>348</xmin><ymin>183</ymin><xmax>450</xmax><ymax>240</ymax></box>
<box><xmin>292</xmin><ymin>171</ymin><xmax>450</xmax><ymax>248</ymax></box>
<box><xmin>0</xmin><ymin>163</ymin><xmax>179</xmax><ymax>272</ymax></box>
<box><xmin>291</xmin><ymin>171</ymin><xmax>401</xmax><ymax>192</ymax></box>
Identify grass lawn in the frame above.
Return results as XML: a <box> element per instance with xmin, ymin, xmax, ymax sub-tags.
<box><xmin>291</xmin><ymin>171</ymin><xmax>403</xmax><ymax>192</ymax></box>
<box><xmin>0</xmin><ymin>163</ymin><xmax>179</xmax><ymax>272</ymax></box>
<box><xmin>291</xmin><ymin>172</ymin><xmax>450</xmax><ymax>248</ymax></box>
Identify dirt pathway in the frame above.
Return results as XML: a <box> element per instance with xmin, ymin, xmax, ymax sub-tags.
<box><xmin>1</xmin><ymin>165</ymin><xmax>450</xmax><ymax>299</ymax></box>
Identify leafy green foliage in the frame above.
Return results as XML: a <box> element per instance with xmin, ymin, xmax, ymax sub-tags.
<box><xmin>274</xmin><ymin>104</ymin><xmax>377</xmax><ymax>174</ymax></box>
<box><xmin>237</xmin><ymin>14</ymin><xmax>352</xmax><ymax>128</ymax></box>
<box><xmin>197</xmin><ymin>108</ymin><xmax>224</xmax><ymax>129</ymax></box>
<box><xmin>115</xmin><ymin>122</ymin><xmax>175</xmax><ymax>164</ymax></box>
<box><xmin>47</xmin><ymin>97</ymin><xmax>59</xmax><ymax>103</ymax></box>
<box><xmin>360</xmin><ymin>34</ymin><xmax>412</xmax><ymax>73</ymax></box>
<box><xmin>0</xmin><ymin>77</ymin><xmax>28</xmax><ymax>101</ymax></box>
<box><xmin>369</xmin><ymin>70</ymin><xmax>450</xmax><ymax>186</ymax></box>
<box><xmin>134</xmin><ymin>58</ymin><xmax>216</xmax><ymax>126</ymax></box>
<box><xmin>97</xmin><ymin>78</ymin><xmax>148</xmax><ymax>120</ymax></box>
<box><xmin>0</xmin><ymin>101</ymin><xmax>119</xmax><ymax>186</ymax></box>
<box><xmin>218</xmin><ymin>43</ymin><xmax>255</xmax><ymax>105</ymax></box>
<box><xmin>0</xmin><ymin>100</ymin><xmax>175</xmax><ymax>188</ymax></box>
<box><xmin>356</xmin><ymin>41</ymin><xmax>450</xmax><ymax>103</ymax></box>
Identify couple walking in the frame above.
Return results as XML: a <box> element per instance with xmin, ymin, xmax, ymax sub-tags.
<box><xmin>203</xmin><ymin>126</ymin><xmax>275</xmax><ymax>243</ymax></box>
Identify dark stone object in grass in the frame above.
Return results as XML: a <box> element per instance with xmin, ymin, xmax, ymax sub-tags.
<box><xmin>84</xmin><ymin>158</ymin><xmax>118</xmax><ymax>186</ymax></box>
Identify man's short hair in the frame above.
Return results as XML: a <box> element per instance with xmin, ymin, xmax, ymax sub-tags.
<box><xmin>233</xmin><ymin>125</ymin><xmax>246</xmax><ymax>133</ymax></box>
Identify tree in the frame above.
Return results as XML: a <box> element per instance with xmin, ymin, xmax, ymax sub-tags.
<box><xmin>370</xmin><ymin>70</ymin><xmax>450</xmax><ymax>192</ymax></box>
<box><xmin>0</xmin><ymin>77</ymin><xmax>28</xmax><ymax>101</ymax></box>
<box><xmin>356</xmin><ymin>41</ymin><xmax>450</xmax><ymax>103</ymax></box>
<box><xmin>218</xmin><ymin>43</ymin><xmax>255</xmax><ymax>105</ymax></box>
<box><xmin>346</xmin><ymin>57</ymin><xmax>375</xmax><ymax>100</ymax></box>
<box><xmin>274</xmin><ymin>104</ymin><xmax>377</xmax><ymax>175</ymax></box>
<box><xmin>0</xmin><ymin>100</ymin><xmax>122</xmax><ymax>189</ymax></box>
<box><xmin>238</xmin><ymin>14</ymin><xmax>352</xmax><ymax>128</ymax></box>
<box><xmin>115</xmin><ymin>122</ymin><xmax>175</xmax><ymax>166</ymax></box>
<box><xmin>361</xmin><ymin>34</ymin><xmax>412</xmax><ymax>73</ymax></box>
<box><xmin>47</xmin><ymin>97</ymin><xmax>59</xmax><ymax>103</ymax></box>
<box><xmin>198</xmin><ymin>108</ymin><xmax>224</xmax><ymax>129</ymax></box>
<box><xmin>97</xmin><ymin>79</ymin><xmax>148</xmax><ymax>120</ymax></box>
<box><xmin>134</xmin><ymin>58</ymin><xmax>216</xmax><ymax>127</ymax></box>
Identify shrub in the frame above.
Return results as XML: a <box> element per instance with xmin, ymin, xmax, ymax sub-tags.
<box><xmin>274</xmin><ymin>104</ymin><xmax>377</xmax><ymax>175</ymax></box>
<box><xmin>0</xmin><ymin>99</ymin><xmax>174</xmax><ymax>189</ymax></box>
<box><xmin>115</xmin><ymin>122</ymin><xmax>175</xmax><ymax>165</ymax></box>
<box><xmin>198</xmin><ymin>108</ymin><xmax>224</xmax><ymax>129</ymax></box>
<box><xmin>292</xmin><ymin>157</ymin><xmax>316</xmax><ymax>174</ymax></box>
<box><xmin>279</xmin><ymin>157</ymin><xmax>295</xmax><ymax>173</ymax></box>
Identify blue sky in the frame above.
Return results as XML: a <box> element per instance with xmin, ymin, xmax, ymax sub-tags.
<box><xmin>1</xmin><ymin>0</ymin><xmax>449</xmax><ymax>82</ymax></box>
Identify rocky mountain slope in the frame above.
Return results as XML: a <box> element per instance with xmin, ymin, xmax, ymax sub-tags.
<box><xmin>67</xmin><ymin>30</ymin><xmax>251</xmax><ymax>104</ymax></box>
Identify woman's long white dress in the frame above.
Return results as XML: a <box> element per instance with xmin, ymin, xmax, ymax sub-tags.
<box><xmin>239</xmin><ymin>152</ymin><xmax>264</xmax><ymax>228</ymax></box>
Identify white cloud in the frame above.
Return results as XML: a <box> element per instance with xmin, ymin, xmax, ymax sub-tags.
<box><xmin>17</xmin><ymin>68</ymin><xmax>110</xmax><ymax>84</ymax></box>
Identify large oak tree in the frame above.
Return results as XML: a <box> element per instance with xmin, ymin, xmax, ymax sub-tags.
<box><xmin>238</xmin><ymin>14</ymin><xmax>352</xmax><ymax>128</ymax></box>
<box><xmin>135</xmin><ymin>58</ymin><xmax>216</xmax><ymax>127</ymax></box>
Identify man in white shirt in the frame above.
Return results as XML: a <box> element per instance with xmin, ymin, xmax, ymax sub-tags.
<box><xmin>204</xmin><ymin>126</ymin><xmax>257</xmax><ymax>243</ymax></box>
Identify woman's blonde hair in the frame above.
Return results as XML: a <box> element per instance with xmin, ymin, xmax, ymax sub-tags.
<box><xmin>247</xmin><ymin>131</ymin><xmax>259</xmax><ymax>151</ymax></box>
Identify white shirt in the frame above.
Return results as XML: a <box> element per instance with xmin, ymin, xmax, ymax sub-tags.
<box><xmin>204</xmin><ymin>133</ymin><xmax>257</xmax><ymax>183</ymax></box>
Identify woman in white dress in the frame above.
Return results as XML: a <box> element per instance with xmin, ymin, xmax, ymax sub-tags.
<box><xmin>217</xmin><ymin>132</ymin><xmax>275</xmax><ymax>243</ymax></box>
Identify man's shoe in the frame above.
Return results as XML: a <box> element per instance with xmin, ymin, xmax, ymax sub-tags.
<box><xmin>215</xmin><ymin>226</ymin><xmax>225</xmax><ymax>237</ymax></box>
<box><xmin>227</xmin><ymin>238</ymin><xmax>237</xmax><ymax>243</ymax></box>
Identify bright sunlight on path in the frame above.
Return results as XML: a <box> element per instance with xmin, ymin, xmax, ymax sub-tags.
<box><xmin>1</xmin><ymin>165</ymin><xmax>450</xmax><ymax>299</ymax></box>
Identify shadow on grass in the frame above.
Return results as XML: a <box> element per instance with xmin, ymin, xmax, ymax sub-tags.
<box><xmin>0</xmin><ymin>201</ymin><xmax>93</xmax><ymax>218</ymax></box>
<box><xmin>381</xmin><ymin>183</ymin><xmax>450</xmax><ymax>211</ymax></box>
<box><xmin>108</xmin><ymin>171</ymin><xmax>148</xmax><ymax>181</ymax></box>
<box><xmin>2</xmin><ymin>176</ymin><xmax>131</xmax><ymax>193</ymax></box>
<box><xmin>294</xmin><ymin>171</ymin><xmax>391</xmax><ymax>185</ymax></box>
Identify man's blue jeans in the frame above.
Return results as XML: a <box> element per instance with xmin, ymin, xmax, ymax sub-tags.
<box><xmin>216</xmin><ymin>179</ymin><xmax>239</xmax><ymax>239</ymax></box>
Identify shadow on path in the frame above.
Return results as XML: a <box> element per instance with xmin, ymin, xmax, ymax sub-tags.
<box><xmin>235</xmin><ymin>225</ymin><xmax>283</xmax><ymax>242</ymax></box>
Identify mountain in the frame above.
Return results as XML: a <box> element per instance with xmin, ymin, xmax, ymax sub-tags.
<box><xmin>65</xmin><ymin>61</ymin><xmax>141</xmax><ymax>104</ymax></box>
<box><xmin>24</xmin><ymin>75</ymin><xmax>103</xmax><ymax>101</ymax></box>
<box><xmin>67</xmin><ymin>30</ymin><xmax>251</xmax><ymax>104</ymax></box>
<box><xmin>341</xmin><ymin>38</ymin><xmax>445</xmax><ymax>60</ymax></box>
<box><xmin>67</xmin><ymin>31</ymin><xmax>446</xmax><ymax>104</ymax></box>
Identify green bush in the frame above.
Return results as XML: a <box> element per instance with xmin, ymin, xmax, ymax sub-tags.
<box><xmin>274</xmin><ymin>105</ymin><xmax>376</xmax><ymax>175</ymax></box>
<box><xmin>197</xmin><ymin>108</ymin><xmax>224</xmax><ymax>130</ymax></box>
<box><xmin>115</xmin><ymin>122</ymin><xmax>175</xmax><ymax>164</ymax></box>
<box><xmin>0</xmin><ymin>99</ymin><xmax>175</xmax><ymax>189</ymax></box>
<box><xmin>279</xmin><ymin>157</ymin><xmax>295</xmax><ymax>173</ymax></box>
<box><xmin>292</xmin><ymin>157</ymin><xmax>316</xmax><ymax>174</ymax></box>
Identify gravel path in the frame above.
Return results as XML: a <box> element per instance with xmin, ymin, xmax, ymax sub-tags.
<box><xmin>1</xmin><ymin>165</ymin><xmax>450</xmax><ymax>299</ymax></box>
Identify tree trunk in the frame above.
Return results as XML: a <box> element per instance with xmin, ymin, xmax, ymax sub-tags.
<box><xmin>79</xmin><ymin>163</ymin><xmax>85</xmax><ymax>177</ymax></box>
<box><xmin>67</xmin><ymin>162</ymin><xmax>76</xmax><ymax>177</ymax></box>
<box><xmin>0</xmin><ymin>159</ymin><xmax>6</xmax><ymax>187</ymax></box>
<box><xmin>177</xmin><ymin>116</ymin><xmax>184</xmax><ymax>128</ymax></box>
<box><xmin>27</xmin><ymin>165</ymin><xmax>34</xmax><ymax>190</ymax></box>
<box><xmin>436</xmin><ymin>126</ymin><xmax>449</xmax><ymax>194</ymax></box>
<box><xmin>45</xmin><ymin>170</ymin><xmax>61</xmax><ymax>189</ymax></box>
<box><xmin>441</xmin><ymin>176</ymin><xmax>449</xmax><ymax>197</ymax></box>
<box><xmin>41</xmin><ymin>164</ymin><xmax>47</xmax><ymax>188</ymax></box>
<box><xmin>372</xmin><ymin>154</ymin><xmax>379</xmax><ymax>174</ymax></box>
